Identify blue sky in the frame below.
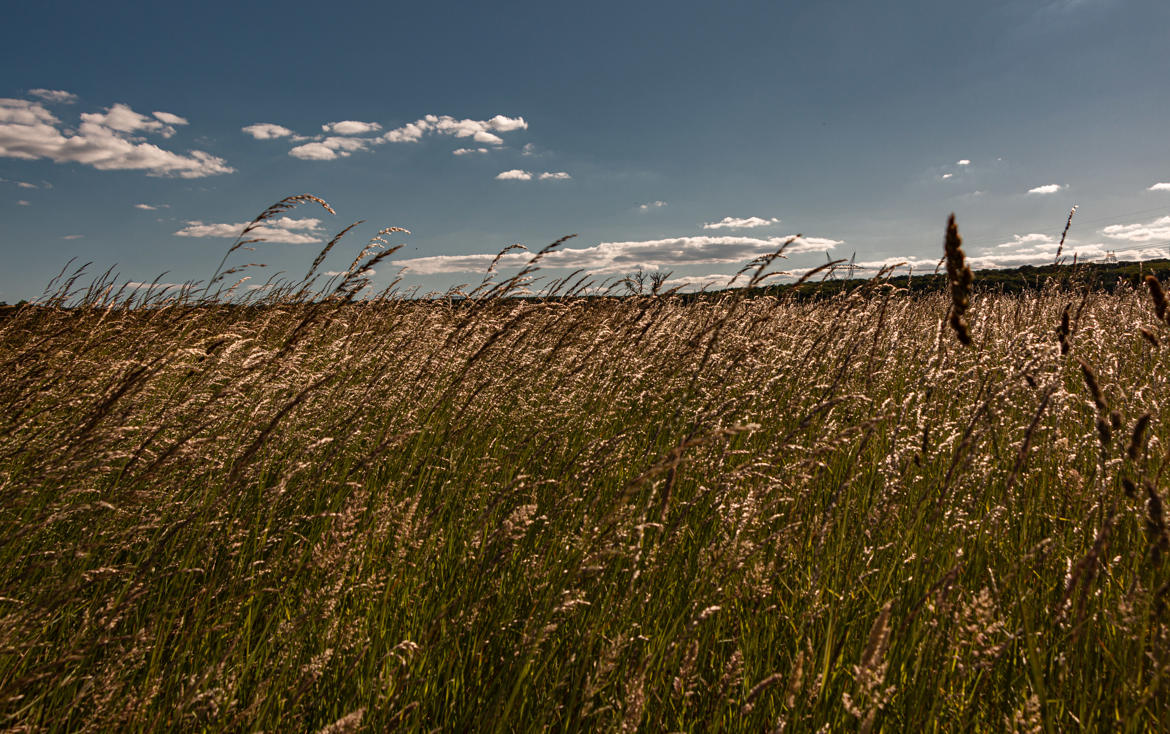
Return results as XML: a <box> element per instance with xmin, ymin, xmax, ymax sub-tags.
<box><xmin>3</xmin><ymin>0</ymin><xmax>1170</xmax><ymax>300</ymax></box>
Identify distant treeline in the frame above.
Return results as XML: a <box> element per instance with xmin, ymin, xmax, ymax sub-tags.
<box><xmin>746</xmin><ymin>258</ymin><xmax>1170</xmax><ymax>300</ymax></box>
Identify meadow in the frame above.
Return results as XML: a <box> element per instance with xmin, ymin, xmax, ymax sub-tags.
<box><xmin>2</xmin><ymin>197</ymin><xmax>1170</xmax><ymax>732</ymax></box>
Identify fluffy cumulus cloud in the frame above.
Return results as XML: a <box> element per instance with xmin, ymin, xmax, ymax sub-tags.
<box><xmin>382</xmin><ymin>114</ymin><xmax>527</xmax><ymax>145</ymax></box>
<box><xmin>288</xmin><ymin>135</ymin><xmax>375</xmax><ymax>160</ymax></box>
<box><xmin>29</xmin><ymin>89</ymin><xmax>78</xmax><ymax>104</ymax></box>
<box><xmin>702</xmin><ymin>216</ymin><xmax>780</xmax><ymax>230</ymax></box>
<box><xmin>956</xmin><ymin>159</ymin><xmax>971</xmax><ymax>166</ymax></box>
<box><xmin>393</xmin><ymin>234</ymin><xmax>841</xmax><ymax>275</ymax></box>
<box><xmin>322</xmin><ymin>120</ymin><xmax>382</xmax><ymax>135</ymax></box>
<box><xmin>1148</xmin><ymin>183</ymin><xmax>1170</xmax><ymax>192</ymax></box>
<box><xmin>1027</xmin><ymin>184</ymin><xmax>1064</xmax><ymax>194</ymax></box>
<box><xmin>246</xmin><ymin>113</ymin><xmax>527</xmax><ymax>161</ymax></box>
<box><xmin>0</xmin><ymin>96</ymin><xmax>232</xmax><ymax>178</ymax></box>
<box><xmin>539</xmin><ymin>171</ymin><xmax>571</xmax><ymax>180</ymax></box>
<box><xmin>956</xmin><ymin>228</ymin><xmax>1170</xmax><ymax>268</ymax></box>
<box><xmin>496</xmin><ymin>169</ymin><xmax>533</xmax><ymax>181</ymax></box>
<box><xmin>241</xmin><ymin>123</ymin><xmax>294</xmax><ymax>140</ymax></box>
<box><xmin>1101</xmin><ymin>216</ymin><xmax>1170</xmax><ymax>243</ymax></box>
<box><xmin>174</xmin><ymin>216</ymin><xmax>325</xmax><ymax>244</ymax></box>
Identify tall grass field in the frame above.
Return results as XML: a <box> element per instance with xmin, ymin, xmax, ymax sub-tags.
<box><xmin>3</xmin><ymin>198</ymin><xmax>1170</xmax><ymax>731</ymax></box>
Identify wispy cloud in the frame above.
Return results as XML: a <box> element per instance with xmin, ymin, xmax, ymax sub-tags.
<box><xmin>322</xmin><ymin>120</ymin><xmax>382</xmax><ymax>135</ymax></box>
<box><xmin>941</xmin><ymin>173</ymin><xmax>953</xmax><ymax>180</ymax></box>
<box><xmin>28</xmin><ymin>89</ymin><xmax>78</xmax><ymax>104</ymax></box>
<box><xmin>62</xmin><ymin>234</ymin><xmax>83</xmax><ymax>240</ymax></box>
<box><xmin>496</xmin><ymin>169</ymin><xmax>533</xmax><ymax>180</ymax></box>
<box><xmin>956</xmin><ymin>159</ymin><xmax>971</xmax><ymax>166</ymax></box>
<box><xmin>639</xmin><ymin>201</ymin><xmax>667</xmax><ymax>210</ymax></box>
<box><xmin>453</xmin><ymin>147</ymin><xmax>489</xmax><ymax>155</ymax></box>
<box><xmin>702</xmin><ymin>216</ymin><xmax>780</xmax><ymax>230</ymax></box>
<box><xmin>174</xmin><ymin>216</ymin><xmax>325</xmax><ymax>244</ymax></box>
<box><xmin>16</xmin><ymin>181</ymin><xmax>37</xmax><ymax>189</ymax></box>
<box><xmin>1148</xmin><ymin>182</ymin><xmax>1170</xmax><ymax>192</ymax></box>
<box><xmin>393</xmin><ymin>234</ymin><xmax>840</xmax><ymax>275</ymax></box>
<box><xmin>1027</xmin><ymin>183</ymin><xmax>1064</xmax><ymax>194</ymax></box>
<box><xmin>496</xmin><ymin>169</ymin><xmax>571</xmax><ymax>181</ymax></box>
<box><xmin>17</xmin><ymin>199</ymin><xmax>30</xmax><ymax>206</ymax></box>
<box><xmin>134</xmin><ymin>203</ymin><xmax>169</xmax><ymax>210</ymax></box>
<box><xmin>242</xmin><ymin>123</ymin><xmax>295</xmax><ymax>140</ymax></box>
<box><xmin>0</xmin><ymin>97</ymin><xmax>232</xmax><ymax>178</ymax></box>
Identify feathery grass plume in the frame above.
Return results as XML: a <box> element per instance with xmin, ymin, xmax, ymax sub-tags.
<box><xmin>1146</xmin><ymin>275</ymin><xmax>1168</xmax><ymax>322</ymax></box>
<box><xmin>1057</xmin><ymin>303</ymin><xmax>1071</xmax><ymax>355</ymax></box>
<box><xmin>944</xmin><ymin>214</ymin><xmax>973</xmax><ymax>346</ymax></box>
<box><xmin>1128</xmin><ymin>413</ymin><xmax>1151</xmax><ymax>461</ymax></box>
<box><xmin>1053</xmin><ymin>205</ymin><xmax>1077</xmax><ymax>265</ymax></box>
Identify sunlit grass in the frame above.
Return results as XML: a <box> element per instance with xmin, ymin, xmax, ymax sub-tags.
<box><xmin>2</xmin><ymin>199</ymin><xmax>1169</xmax><ymax>731</ymax></box>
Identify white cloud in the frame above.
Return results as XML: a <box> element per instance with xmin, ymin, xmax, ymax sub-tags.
<box><xmin>521</xmin><ymin>143</ymin><xmax>537</xmax><ymax>156</ymax></box>
<box><xmin>1027</xmin><ymin>184</ymin><xmax>1064</xmax><ymax>194</ymax></box>
<box><xmin>1148</xmin><ymin>183</ymin><xmax>1170</xmax><ymax>191</ymax></box>
<box><xmin>288</xmin><ymin>142</ymin><xmax>339</xmax><ymax>160</ymax></box>
<box><xmin>0</xmin><ymin>97</ymin><xmax>232</xmax><ymax>178</ymax></box>
<box><xmin>941</xmin><ymin>173</ymin><xmax>953</xmax><ymax>180</ymax></box>
<box><xmin>1102</xmin><ymin>216</ymin><xmax>1170</xmax><ymax>243</ymax></box>
<box><xmin>962</xmin><ymin>230</ymin><xmax>1169</xmax><ymax>268</ymax></box>
<box><xmin>453</xmin><ymin>147</ymin><xmax>489</xmax><ymax>155</ymax></box>
<box><xmin>17</xmin><ymin>199</ymin><xmax>30</xmax><ymax>206</ymax></box>
<box><xmin>702</xmin><ymin>216</ymin><xmax>781</xmax><ymax>230</ymax></box>
<box><xmin>16</xmin><ymin>181</ymin><xmax>36</xmax><ymax>189</ymax></box>
<box><xmin>382</xmin><ymin>114</ymin><xmax>527</xmax><ymax>146</ymax></box>
<box><xmin>82</xmin><ymin>103</ymin><xmax>182</xmax><ymax>138</ymax></box>
<box><xmin>134</xmin><ymin>203</ymin><xmax>169</xmax><ymax>210</ymax></box>
<box><xmin>539</xmin><ymin>171</ymin><xmax>571</xmax><ymax>180</ymax></box>
<box><xmin>29</xmin><ymin>89</ymin><xmax>78</xmax><ymax>104</ymax></box>
<box><xmin>639</xmin><ymin>201</ymin><xmax>667</xmax><ymax>210</ymax></box>
<box><xmin>288</xmin><ymin>135</ymin><xmax>374</xmax><ymax>161</ymax></box>
<box><xmin>62</xmin><ymin>234</ymin><xmax>83</xmax><ymax>240</ymax></box>
<box><xmin>174</xmin><ymin>216</ymin><xmax>325</xmax><ymax>244</ymax></box>
<box><xmin>242</xmin><ymin>123</ymin><xmax>295</xmax><ymax>140</ymax></box>
<box><xmin>487</xmin><ymin>115</ymin><xmax>527</xmax><ymax>132</ymax></box>
<box><xmin>322</xmin><ymin>120</ymin><xmax>382</xmax><ymax>135</ymax></box>
<box><xmin>496</xmin><ymin>169</ymin><xmax>533</xmax><ymax>180</ymax></box>
<box><xmin>153</xmin><ymin>111</ymin><xmax>188</xmax><ymax>126</ymax></box>
<box><xmin>956</xmin><ymin>159</ymin><xmax>971</xmax><ymax>166</ymax></box>
<box><xmin>393</xmin><ymin>234</ymin><xmax>840</xmax><ymax>275</ymax></box>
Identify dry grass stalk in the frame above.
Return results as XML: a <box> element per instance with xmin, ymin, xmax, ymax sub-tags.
<box><xmin>944</xmin><ymin>214</ymin><xmax>973</xmax><ymax>346</ymax></box>
<box><xmin>1146</xmin><ymin>275</ymin><xmax>1168</xmax><ymax>323</ymax></box>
